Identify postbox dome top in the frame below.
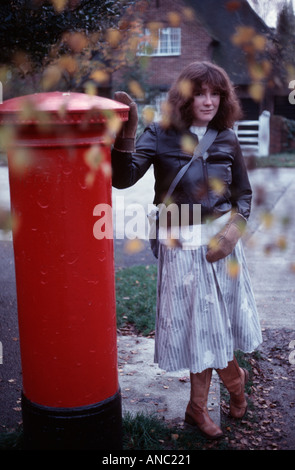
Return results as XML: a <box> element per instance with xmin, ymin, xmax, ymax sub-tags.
<box><xmin>0</xmin><ymin>91</ymin><xmax>129</xmax><ymax>125</ymax></box>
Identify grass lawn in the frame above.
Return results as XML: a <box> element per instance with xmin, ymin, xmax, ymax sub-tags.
<box><xmin>115</xmin><ymin>264</ymin><xmax>157</xmax><ymax>336</ymax></box>
<box><xmin>254</xmin><ymin>152</ymin><xmax>295</xmax><ymax>167</ymax></box>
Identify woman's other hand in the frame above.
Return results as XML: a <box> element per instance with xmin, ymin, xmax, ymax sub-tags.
<box><xmin>206</xmin><ymin>213</ymin><xmax>247</xmax><ymax>263</ymax></box>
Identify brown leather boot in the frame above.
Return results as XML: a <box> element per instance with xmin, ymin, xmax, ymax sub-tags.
<box><xmin>185</xmin><ymin>369</ymin><xmax>223</xmax><ymax>440</ymax></box>
<box><xmin>216</xmin><ymin>357</ymin><xmax>249</xmax><ymax>419</ymax></box>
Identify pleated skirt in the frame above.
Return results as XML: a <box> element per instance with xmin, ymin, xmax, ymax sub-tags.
<box><xmin>154</xmin><ymin>240</ymin><xmax>262</xmax><ymax>373</ymax></box>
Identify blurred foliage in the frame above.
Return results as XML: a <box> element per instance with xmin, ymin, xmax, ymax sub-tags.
<box><xmin>0</xmin><ymin>0</ymin><xmax>137</xmax><ymax>97</ymax></box>
<box><xmin>0</xmin><ymin>0</ymin><xmax>129</xmax><ymax>66</ymax></box>
<box><xmin>276</xmin><ymin>0</ymin><xmax>295</xmax><ymax>82</ymax></box>
<box><xmin>1</xmin><ymin>0</ymin><xmax>295</xmax><ymax>105</ymax></box>
<box><xmin>254</xmin><ymin>152</ymin><xmax>295</xmax><ymax>167</ymax></box>
<box><xmin>231</xmin><ymin>24</ymin><xmax>280</xmax><ymax>102</ymax></box>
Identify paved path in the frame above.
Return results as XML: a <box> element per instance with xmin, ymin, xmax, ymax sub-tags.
<box><xmin>245</xmin><ymin>171</ymin><xmax>295</xmax><ymax>330</ymax></box>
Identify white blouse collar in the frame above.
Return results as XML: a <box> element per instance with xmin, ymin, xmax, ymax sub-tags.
<box><xmin>189</xmin><ymin>126</ymin><xmax>207</xmax><ymax>139</ymax></box>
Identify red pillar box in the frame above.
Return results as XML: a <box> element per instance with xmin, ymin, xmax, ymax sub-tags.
<box><xmin>0</xmin><ymin>92</ymin><xmax>129</xmax><ymax>450</ymax></box>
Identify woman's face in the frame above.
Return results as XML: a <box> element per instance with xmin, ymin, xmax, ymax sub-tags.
<box><xmin>192</xmin><ymin>84</ymin><xmax>220</xmax><ymax>126</ymax></box>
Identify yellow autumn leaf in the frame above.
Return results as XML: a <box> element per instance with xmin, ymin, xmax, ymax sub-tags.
<box><xmin>249</xmin><ymin>60</ymin><xmax>271</xmax><ymax>81</ymax></box>
<box><xmin>142</xmin><ymin>106</ymin><xmax>155</xmax><ymax>124</ymax></box>
<box><xmin>160</xmin><ymin>101</ymin><xmax>172</xmax><ymax>128</ymax></box>
<box><xmin>248</xmin><ymin>82</ymin><xmax>265</xmax><ymax>102</ymax></box>
<box><xmin>84</xmin><ymin>145</ymin><xmax>103</xmax><ymax>170</ymax></box>
<box><xmin>0</xmin><ymin>65</ymin><xmax>9</xmax><ymax>83</ymax></box>
<box><xmin>41</xmin><ymin>65</ymin><xmax>61</xmax><ymax>90</ymax></box>
<box><xmin>145</xmin><ymin>21</ymin><xmax>162</xmax><ymax>49</ymax></box>
<box><xmin>276</xmin><ymin>236</ymin><xmax>287</xmax><ymax>251</ymax></box>
<box><xmin>51</xmin><ymin>0</ymin><xmax>67</xmax><ymax>12</ymax></box>
<box><xmin>231</xmin><ymin>26</ymin><xmax>255</xmax><ymax>46</ymax></box>
<box><xmin>178</xmin><ymin>79</ymin><xmax>193</xmax><ymax>99</ymax></box>
<box><xmin>85</xmin><ymin>171</ymin><xmax>95</xmax><ymax>188</ymax></box>
<box><xmin>11</xmin><ymin>212</ymin><xmax>20</xmax><ymax>237</ymax></box>
<box><xmin>286</xmin><ymin>64</ymin><xmax>295</xmax><ymax>83</ymax></box>
<box><xmin>164</xmin><ymin>237</ymin><xmax>181</xmax><ymax>249</ymax></box>
<box><xmin>183</xmin><ymin>7</ymin><xmax>196</xmax><ymax>21</ymax></box>
<box><xmin>167</xmin><ymin>11</ymin><xmax>181</xmax><ymax>27</ymax></box>
<box><xmin>19</xmin><ymin>100</ymin><xmax>37</xmax><ymax>121</ymax></box>
<box><xmin>0</xmin><ymin>126</ymin><xmax>15</xmax><ymax>152</ymax></box>
<box><xmin>10</xmin><ymin>148</ymin><xmax>33</xmax><ymax>176</ymax></box>
<box><xmin>181</xmin><ymin>134</ymin><xmax>196</xmax><ymax>154</ymax></box>
<box><xmin>252</xmin><ymin>34</ymin><xmax>267</xmax><ymax>51</ymax></box>
<box><xmin>101</xmin><ymin>161</ymin><xmax>112</xmax><ymax>178</ymax></box>
<box><xmin>84</xmin><ymin>82</ymin><xmax>97</xmax><ymax>96</ymax></box>
<box><xmin>58</xmin><ymin>55</ymin><xmax>77</xmax><ymax>74</ymax></box>
<box><xmin>128</xmin><ymin>80</ymin><xmax>145</xmax><ymax>100</ymax></box>
<box><xmin>0</xmin><ymin>207</ymin><xmax>11</xmax><ymax>231</ymax></box>
<box><xmin>147</xmin><ymin>21</ymin><xmax>163</xmax><ymax>32</ymax></box>
<box><xmin>226</xmin><ymin>258</ymin><xmax>240</xmax><ymax>278</ymax></box>
<box><xmin>207</xmin><ymin>237</ymin><xmax>219</xmax><ymax>250</ymax></box>
<box><xmin>124</xmin><ymin>239</ymin><xmax>144</xmax><ymax>254</ymax></box>
<box><xmin>209</xmin><ymin>177</ymin><xmax>226</xmax><ymax>196</ymax></box>
<box><xmin>260</xmin><ymin>212</ymin><xmax>274</xmax><ymax>229</ymax></box>
<box><xmin>62</xmin><ymin>32</ymin><xmax>88</xmax><ymax>53</ymax></box>
<box><xmin>107</xmin><ymin>29</ymin><xmax>122</xmax><ymax>48</ymax></box>
<box><xmin>91</xmin><ymin>70</ymin><xmax>109</xmax><ymax>84</ymax></box>
<box><xmin>106</xmin><ymin>112</ymin><xmax>122</xmax><ymax>134</ymax></box>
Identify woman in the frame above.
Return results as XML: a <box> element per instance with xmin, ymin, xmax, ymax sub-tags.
<box><xmin>111</xmin><ymin>61</ymin><xmax>262</xmax><ymax>439</ymax></box>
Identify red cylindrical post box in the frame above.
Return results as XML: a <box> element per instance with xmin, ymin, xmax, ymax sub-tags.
<box><xmin>0</xmin><ymin>92</ymin><xmax>129</xmax><ymax>450</ymax></box>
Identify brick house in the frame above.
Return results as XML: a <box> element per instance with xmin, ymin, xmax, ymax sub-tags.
<box><xmin>112</xmin><ymin>0</ymin><xmax>294</xmax><ymax>154</ymax></box>
<box><xmin>113</xmin><ymin>0</ymin><xmax>213</xmax><ymax>113</ymax></box>
<box><xmin>135</xmin><ymin>1</ymin><xmax>213</xmax><ymax>90</ymax></box>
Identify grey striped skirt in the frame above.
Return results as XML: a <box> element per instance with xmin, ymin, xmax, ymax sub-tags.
<box><xmin>154</xmin><ymin>240</ymin><xmax>262</xmax><ymax>373</ymax></box>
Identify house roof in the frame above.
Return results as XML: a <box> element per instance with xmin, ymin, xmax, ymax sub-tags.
<box><xmin>185</xmin><ymin>0</ymin><xmax>274</xmax><ymax>85</ymax></box>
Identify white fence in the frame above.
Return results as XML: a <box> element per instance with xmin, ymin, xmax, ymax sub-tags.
<box><xmin>234</xmin><ymin>110</ymin><xmax>270</xmax><ymax>157</ymax></box>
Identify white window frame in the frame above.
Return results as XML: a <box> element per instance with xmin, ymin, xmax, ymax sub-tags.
<box><xmin>138</xmin><ymin>27</ymin><xmax>181</xmax><ymax>56</ymax></box>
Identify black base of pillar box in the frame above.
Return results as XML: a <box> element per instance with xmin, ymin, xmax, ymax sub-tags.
<box><xmin>21</xmin><ymin>390</ymin><xmax>122</xmax><ymax>450</ymax></box>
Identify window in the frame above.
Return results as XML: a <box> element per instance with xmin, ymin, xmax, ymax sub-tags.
<box><xmin>138</xmin><ymin>27</ymin><xmax>181</xmax><ymax>56</ymax></box>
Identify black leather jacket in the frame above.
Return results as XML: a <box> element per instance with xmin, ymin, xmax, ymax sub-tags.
<box><xmin>111</xmin><ymin>123</ymin><xmax>252</xmax><ymax>222</ymax></box>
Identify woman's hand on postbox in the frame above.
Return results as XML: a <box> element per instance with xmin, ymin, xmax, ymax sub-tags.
<box><xmin>113</xmin><ymin>91</ymin><xmax>138</xmax><ymax>152</ymax></box>
<box><xmin>206</xmin><ymin>212</ymin><xmax>247</xmax><ymax>263</ymax></box>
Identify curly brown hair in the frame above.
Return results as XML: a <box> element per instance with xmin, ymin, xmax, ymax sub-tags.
<box><xmin>163</xmin><ymin>61</ymin><xmax>243</xmax><ymax>131</ymax></box>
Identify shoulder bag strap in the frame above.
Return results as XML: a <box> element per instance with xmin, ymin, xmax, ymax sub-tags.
<box><xmin>163</xmin><ymin>128</ymin><xmax>218</xmax><ymax>205</ymax></box>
